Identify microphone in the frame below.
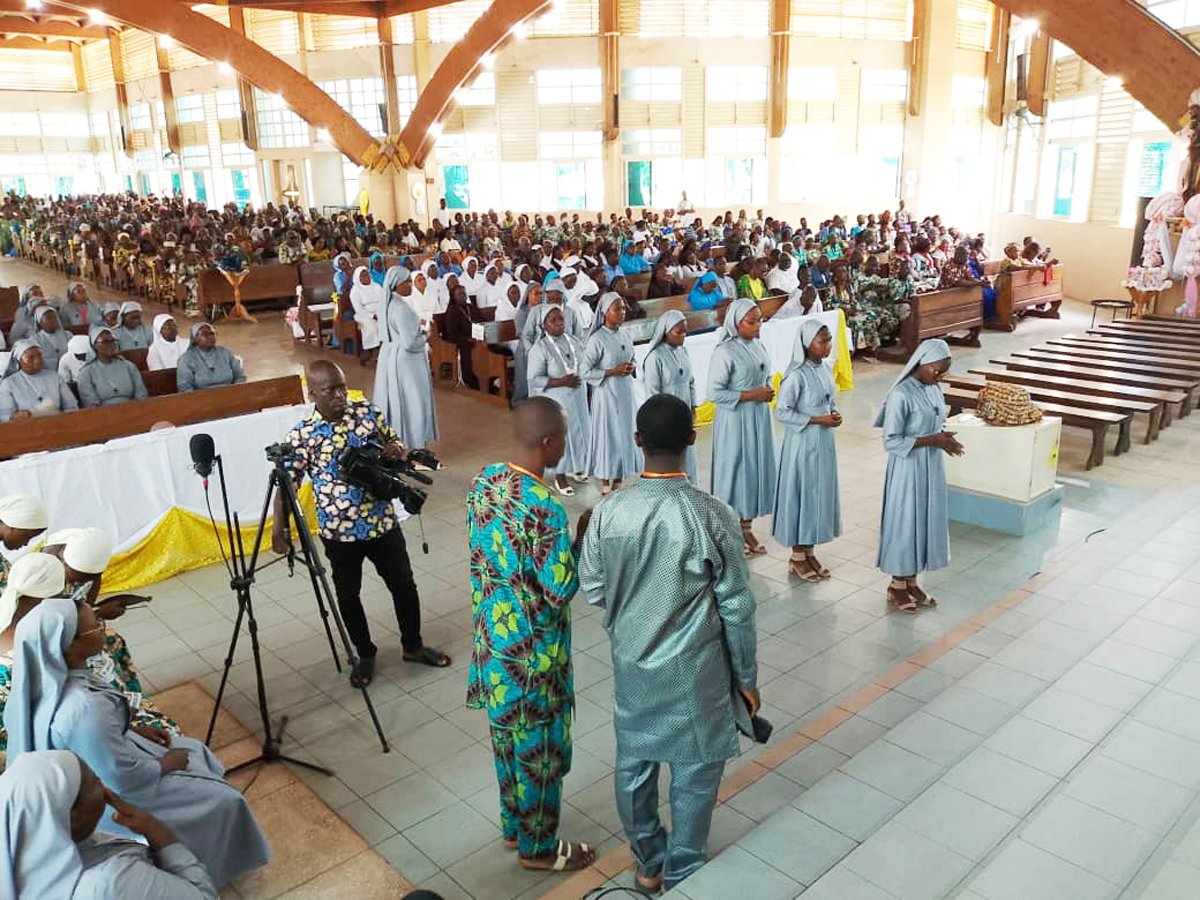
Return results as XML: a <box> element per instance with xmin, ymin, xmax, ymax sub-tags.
<box><xmin>189</xmin><ymin>433</ymin><xmax>216</xmax><ymax>485</ymax></box>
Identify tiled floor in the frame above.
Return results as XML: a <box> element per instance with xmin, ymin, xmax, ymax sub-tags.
<box><xmin>7</xmin><ymin>256</ymin><xmax>1200</xmax><ymax>899</ymax></box>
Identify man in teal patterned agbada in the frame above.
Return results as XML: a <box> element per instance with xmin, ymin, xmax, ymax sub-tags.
<box><xmin>465</xmin><ymin>397</ymin><xmax>596</xmax><ymax>874</ymax></box>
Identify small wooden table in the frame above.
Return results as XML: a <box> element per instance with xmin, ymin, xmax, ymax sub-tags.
<box><xmin>1091</xmin><ymin>298</ymin><xmax>1134</xmax><ymax>327</ymax></box>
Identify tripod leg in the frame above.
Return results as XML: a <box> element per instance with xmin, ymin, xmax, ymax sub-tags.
<box><xmin>205</xmin><ymin>594</ymin><xmax>247</xmax><ymax>745</ymax></box>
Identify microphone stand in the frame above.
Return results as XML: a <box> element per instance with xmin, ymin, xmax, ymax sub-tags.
<box><xmin>203</xmin><ymin>454</ymin><xmax>336</xmax><ymax>777</ymax></box>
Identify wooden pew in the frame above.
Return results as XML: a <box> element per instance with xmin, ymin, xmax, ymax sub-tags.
<box><xmin>624</xmin><ymin>273</ymin><xmax>652</xmax><ymax>302</ymax></box>
<box><xmin>1100</xmin><ymin>320</ymin><xmax>1200</xmax><ymax>342</ymax></box>
<box><xmin>120</xmin><ymin>348</ymin><xmax>149</xmax><ymax>371</ymax></box>
<box><xmin>198</xmin><ymin>265</ymin><xmax>299</xmax><ymax>317</ymax></box>
<box><xmin>1030</xmin><ymin>343</ymin><xmax>1200</xmax><ymax>374</ymax></box>
<box><xmin>989</xmin><ymin>356</ymin><xmax>1199</xmax><ymax>411</ymax></box>
<box><xmin>972</xmin><ymin>365</ymin><xmax>1188</xmax><ymax>425</ymax></box>
<box><xmin>1050</xmin><ymin>335</ymin><xmax>1200</xmax><ymax>362</ymax></box>
<box><xmin>0</xmin><ymin>375</ymin><xmax>304</xmax><ymax>459</ymax></box>
<box><xmin>942</xmin><ymin>386</ymin><xmax>1128</xmax><ymax>470</ymax></box>
<box><xmin>1144</xmin><ymin>315</ymin><xmax>1200</xmax><ymax>329</ymax></box>
<box><xmin>144</xmin><ymin>368</ymin><xmax>177</xmax><ymax>396</ymax></box>
<box><xmin>988</xmin><ymin>265</ymin><xmax>1063</xmax><ymax>331</ymax></box>
<box><xmin>428</xmin><ymin>313</ymin><xmax>460</xmax><ymax>383</ymax></box>
<box><xmin>637</xmin><ymin>295</ymin><xmax>693</xmax><ymax>319</ymax></box>
<box><xmin>944</xmin><ymin>372</ymin><xmax>1161</xmax><ymax>444</ymax></box>
<box><xmin>469</xmin><ymin>319</ymin><xmax>517</xmax><ymax>407</ymax></box>
<box><xmin>896</xmin><ymin>284</ymin><xmax>983</xmax><ymax>356</ymax></box>
<box><xmin>1088</xmin><ymin>327</ymin><xmax>1200</xmax><ymax>351</ymax></box>
<box><xmin>1011</xmin><ymin>348</ymin><xmax>1200</xmax><ymax>383</ymax></box>
<box><xmin>0</xmin><ymin>286</ymin><xmax>19</xmax><ymax>331</ymax></box>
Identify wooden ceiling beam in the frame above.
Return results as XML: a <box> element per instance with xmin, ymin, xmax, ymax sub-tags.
<box><xmin>0</xmin><ymin>33</ymin><xmax>72</xmax><ymax>50</ymax></box>
<box><xmin>0</xmin><ymin>16</ymin><xmax>106</xmax><ymax>40</ymax></box>
<box><xmin>222</xmin><ymin>0</ymin><xmax>461</xmax><ymax>18</ymax></box>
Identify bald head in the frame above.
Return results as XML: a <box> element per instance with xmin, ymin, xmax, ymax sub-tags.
<box><xmin>513</xmin><ymin>397</ymin><xmax>567</xmax><ymax>450</ymax></box>
<box><xmin>307</xmin><ymin>360</ymin><xmax>348</xmax><ymax>420</ymax></box>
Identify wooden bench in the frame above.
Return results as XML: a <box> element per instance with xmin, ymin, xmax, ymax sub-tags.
<box><xmin>1088</xmin><ymin>327</ymin><xmax>1200</xmax><ymax>351</ymax></box>
<box><xmin>1101</xmin><ymin>321</ymin><xmax>1200</xmax><ymax>342</ymax></box>
<box><xmin>469</xmin><ymin>319</ymin><xmax>517</xmax><ymax>407</ymax></box>
<box><xmin>0</xmin><ymin>375</ymin><xmax>304</xmax><ymax>459</ymax></box>
<box><xmin>988</xmin><ymin>265</ymin><xmax>1063</xmax><ymax>331</ymax></box>
<box><xmin>1011</xmin><ymin>348</ymin><xmax>1200</xmax><ymax>383</ymax></box>
<box><xmin>623</xmin><ymin>273</ymin><xmax>652</xmax><ymax>302</ymax></box>
<box><xmin>897</xmin><ymin>284</ymin><xmax>983</xmax><ymax>356</ymax></box>
<box><xmin>944</xmin><ymin>372</ymin><xmax>1161</xmax><ymax>444</ymax></box>
<box><xmin>970</xmin><ymin>365</ymin><xmax>1188</xmax><ymax>427</ymax></box>
<box><xmin>1050</xmin><ymin>335</ymin><xmax>1200</xmax><ymax>362</ymax></box>
<box><xmin>198</xmin><ymin>265</ymin><xmax>300</xmax><ymax>317</ymax></box>
<box><xmin>1144</xmin><ymin>315</ymin><xmax>1200</xmax><ymax>329</ymax></box>
<box><xmin>942</xmin><ymin>386</ymin><xmax>1129</xmax><ymax>470</ymax></box>
<box><xmin>637</xmin><ymin>295</ymin><xmax>693</xmax><ymax>319</ymax></box>
<box><xmin>989</xmin><ymin>356</ymin><xmax>1198</xmax><ymax>413</ymax></box>
<box><xmin>1108</xmin><ymin>317</ymin><xmax>1200</xmax><ymax>333</ymax></box>
<box><xmin>1034</xmin><ymin>342</ymin><xmax>1200</xmax><ymax>374</ymax></box>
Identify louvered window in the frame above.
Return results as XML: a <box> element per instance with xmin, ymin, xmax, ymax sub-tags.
<box><xmin>707</xmin><ymin>126</ymin><xmax>766</xmax><ymax>155</ymax></box>
<box><xmin>952</xmin><ymin>76</ymin><xmax>986</xmax><ymax>107</ymax></box>
<box><xmin>428</xmin><ymin>1</ymin><xmax>490</xmax><ymax>42</ymax></box>
<box><xmin>1131</xmin><ymin>103</ymin><xmax>1167</xmax><ymax>134</ymax></box>
<box><xmin>621</xmin><ymin>129</ymin><xmax>682</xmax><ymax>156</ymax></box>
<box><xmin>788</xmin><ymin>68</ymin><xmax>836</xmax><ymax>100</ymax></box>
<box><xmin>82</xmin><ymin>41</ymin><xmax>114</xmax><ymax>92</ymax></box>
<box><xmin>310</xmin><ymin>15</ymin><xmax>377</xmax><ymax>51</ymax></box>
<box><xmin>434</xmin><ymin>132</ymin><xmax>497</xmax><ymax>161</ymax></box>
<box><xmin>1046</xmin><ymin>95</ymin><xmax>1098</xmax><ymax>140</ymax></box>
<box><xmin>540</xmin><ymin>131</ymin><xmax>602</xmax><ymax>159</ymax></box>
<box><xmin>457</xmin><ymin>72</ymin><xmax>495</xmax><ymax>106</ymax></box>
<box><xmin>320</xmin><ymin>78</ymin><xmax>387</xmax><ymax>137</ymax></box>
<box><xmin>247</xmin><ymin>10</ymin><xmax>300</xmax><ymax>56</ymax></box>
<box><xmin>621</xmin><ymin>67</ymin><xmax>681</xmax><ymax>102</ymax></box>
<box><xmin>536</xmin><ymin>69</ymin><xmax>601</xmax><ymax>105</ymax></box>
<box><xmin>176</xmin><ymin>95</ymin><xmax>205</xmax><ymax>124</ymax></box>
<box><xmin>397</xmin><ymin>75</ymin><xmax>418</xmax><ymax>127</ymax></box>
<box><xmin>129</xmin><ymin>104</ymin><xmax>153</xmax><ymax>131</ymax></box>
<box><xmin>861</xmin><ymin>69</ymin><xmax>907</xmax><ymax>102</ymax></box>
<box><xmin>216</xmin><ymin>90</ymin><xmax>240</xmax><ymax>120</ymax></box>
<box><xmin>618</xmin><ymin>0</ymin><xmax>768</xmax><ymax>36</ymax></box>
<box><xmin>706</xmin><ymin>66</ymin><xmax>768</xmax><ymax>102</ymax></box>
<box><xmin>387</xmin><ymin>15</ymin><xmax>416</xmax><ymax>44</ymax></box>
<box><xmin>791</xmin><ymin>0</ymin><xmax>913</xmax><ymax>41</ymax></box>
<box><xmin>531</xmin><ymin>0</ymin><xmax>599</xmax><ymax>36</ymax></box>
<box><xmin>956</xmin><ymin>0</ymin><xmax>994</xmax><ymax>51</ymax></box>
<box><xmin>254</xmin><ymin>88</ymin><xmax>309</xmax><ymax>148</ymax></box>
<box><xmin>120</xmin><ymin>30</ymin><xmax>157</xmax><ymax>82</ymax></box>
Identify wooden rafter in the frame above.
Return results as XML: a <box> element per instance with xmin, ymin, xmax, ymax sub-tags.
<box><xmin>0</xmin><ymin>33</ymin><xmax>72</xmax><ymax>50</ymax></box>
<box><xmin>224</xmin><ymin>0</ymin><xmax>462</xmax><ymax>18</ymax></box>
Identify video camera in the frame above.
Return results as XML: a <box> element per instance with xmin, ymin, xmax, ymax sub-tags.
<box><xmin>338</xmin><ymin>442</ymin><xmax>438</xmax><ymax>515</ymax></box>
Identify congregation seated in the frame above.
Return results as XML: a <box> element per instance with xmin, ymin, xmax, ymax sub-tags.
<box><xmin>77</xmin><ymin>328</ymin><xmax>149</xmax><ymax>407</ymax></box>
<box><xmin>147</xmin><ymin>314</ymin><xmax>185</xmax><ymax>371</ymax></box>
<box><xmin>176</xmin><ymin>324</ymin><xmax>246</xmax><ymax>393</ymax></box>
<box><xmin>60</xmin><ymin>282</ymin><xmax>102</xmax><ymax>330</ymax></box>
<box><xmin>0</xmin><ymin>340</ymin><xmax>79</xmax><ymax>422</ymax></box>
<box><xmin>115</xmin><ymin>302</ymin><xmax>152</xmax><ymax>351</ymax></box>
<box><xmin>58</xmin><ymin>334</ymin><xmax>91</xmax><ymax>387</ymax></box>
<box><xmin>9</xmin><ymin>283</ymin><xmax>47</xmax><ymax>342</ymax></box>
<box><xmin>1</xmin><ymin>748</ymin><xmax>220</xmax><ymax>899</ymax></box>
<box><xmin>647</xmin><ymin>261</ymin><xmax>685</xmax><ymax>299</ymax></box>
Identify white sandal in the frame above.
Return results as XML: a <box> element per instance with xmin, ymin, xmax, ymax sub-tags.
<box><xmin>554</xmin><ymin>482</ymin><xmax>575</xmax><ymax>497</ymax></box>
<box><xmin>570</xmin><ymin>472</ymin><xmax>589</xmax><ymax>484</ymax></box>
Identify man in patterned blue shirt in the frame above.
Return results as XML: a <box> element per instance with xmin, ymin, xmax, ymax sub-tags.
<box><xmin>272</xmin><ymin>360</ymin><xmax>449</xmax><ymax>687</ymax></box>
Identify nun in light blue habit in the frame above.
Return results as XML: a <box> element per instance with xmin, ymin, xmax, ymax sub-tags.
<box><xmin>709</xmin><ymin>298</ymin><xmax>776</xmax><ymax>556</ymax></box>
<box><xmin>875</xmin><ymin>338</ymin><xmax>956</xmax><ymax>612</ymax></box>
<box><xmin>176</xmin><ymin>323</ymin><xmax>246</xmax><ymax>393</ymax></box>
<box><xmin>33</xmin><ymin>305</ymin><xmax>70</xmax><ymax>372</ymax></box>
<box><xmin>77</xmin><ymin>327</ymin><xmax>149</xmax><ymax>408</ymax></box>
<box><xmin>373</xmin><ymin>265</ymin><xmax>439</xmax><ymax>449</ymax></box>
<box><xmin>4</xmin><ymin>600</ymin><xmax>270</xmax><ymax>887</ymax></box>
<box><xmin>0</xmin><ymin>339</ymin><xmax>80</xmax><ymax>422</ymax></box>
<box><xmin>527</xmin><ymin>304</ymin><xmax>590</xmax><ymax>493</ymax></box>
<box><xmin>0</xmin><ymin>749</ymin><xmax>219</xmax><ymax>899</ymax></box>
<box><xmin>640</xmin><ymin>309</ymin><xmax>697</xmax><ymax>483</ymax></box>
<box><xmin>771</xmin><ymin>318</ymin><xmax>841</xmax><ymax>580</ymax></box>
<box><xmin>581</xmin><ymin>292</ymin><xmax>641</xmax><ymax>492</ymax></box>
<box><xmin>114</xmin><ymin>302</ymin><xmax>153</xmax><ymax>351</ymax></box>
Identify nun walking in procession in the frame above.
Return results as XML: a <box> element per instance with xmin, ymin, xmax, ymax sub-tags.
<box><xmin>3</xmin><ymin>597</ymin><xmax>270</xmax><ymax>887</ymax></box>
<box><xmin>639</xmin><ymin>309</ymin><xmax>697</xmax><ymax>483</ymax></box>
<box><xmin>708</xmin><ymin>299</ymin><xmax>776</xmax><ymax>557</ymax></box>
<box><xmin>875</xmin><ymin>339</ymin><xmax>962</xmax><ymax>613</ymax></box>
<box><xmin>527</xmin><ymin>304</ymin><xmax>590</xmax><ymax>495</ymax></box>
<box><xmin>771</xmin><ymin>318</ymin><xmax>842</xmax><ymax>582</ymax></box>
<box><xmin>373</xmin><ymin>266</ymin><xmax>439</xmax><ymax>449</ymax></box>
<box><xmin>581</xmin><ymin>293</ymin><xmax>641</xmax><ymax>495</ymax></box>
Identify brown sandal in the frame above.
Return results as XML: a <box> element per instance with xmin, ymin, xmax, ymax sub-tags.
<box><xmin>518</xmin><ymin>839</ymin><xmax>596</xmax><ymax>872</ymax></box>
<box><xmin>741</xmin><ymin>523</ymin><xmax>768</xmax><ymax>557</ymax></box>
<box><xmin>887</xmin><ymin>585</ymin><xmax>918</xmax><ymax>614</ymax></box>
<box><xmin>804</xmin><ymin>552</ymin><xmax>831</xmax><ymax>579</ymax></box>
<box><xmin>636</xmin><ymin>869</ymin><xmax>664</xmax><ymax>891</ymax></box>
<box><xmin>503</xmin><ymin>838</ymin><xmax>518</xmax><ymax>851</ymax></box>
<box><xmin>907</xmin><ymin>584</ymin><xmax>938</xmax><ymax>608</ymax></box>
<box><xmin>789</xmin><ymin>557</ymin><xmax>823</xmax><ymax>583</ymax></box>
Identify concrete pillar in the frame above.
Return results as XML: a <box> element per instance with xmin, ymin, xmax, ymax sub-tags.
<box><xmin>902</xmin><ymin>0</ymin><xmax>958</xmax><ymax>215</ymax></box>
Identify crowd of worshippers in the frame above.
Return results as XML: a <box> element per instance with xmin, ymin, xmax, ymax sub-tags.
<box><xmin>0</xmin><ymin>495</ymin><xmax>271</xmax><ymax>895</ymax></box>
<box><xmin>0</xmin><ymin>283</ymin><xmax>244</xmax><ymax>422</ymax></box>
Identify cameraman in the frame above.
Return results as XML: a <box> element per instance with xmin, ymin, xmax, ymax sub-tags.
<box><xmin>273</xmin><ymin>360</ymin><xmax>450</xmax><ymax>687</ymax></box>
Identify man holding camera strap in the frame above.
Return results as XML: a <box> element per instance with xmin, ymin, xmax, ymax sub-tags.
<box><xmin>273</xmin><ymin>361</ymin><xmax>450</xmax><ymax>687</ymax></box>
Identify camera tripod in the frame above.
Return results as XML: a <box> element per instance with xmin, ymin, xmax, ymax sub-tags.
<box><xmin>205</xmin><ymin>448</ymin><xmax>390</xmax><ymax>777</ymax></box>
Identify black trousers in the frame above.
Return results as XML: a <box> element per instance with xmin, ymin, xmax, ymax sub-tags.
<box><xmin>321</xmin><ymin>528</ymin><xmax>423</xmax><ymax>659</ymax></box>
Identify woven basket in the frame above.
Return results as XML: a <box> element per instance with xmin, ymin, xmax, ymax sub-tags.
<box><xmin>977</xmin><ymin>382</ymin><xmax>1043</xmax><ymax>426</ymax></box>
